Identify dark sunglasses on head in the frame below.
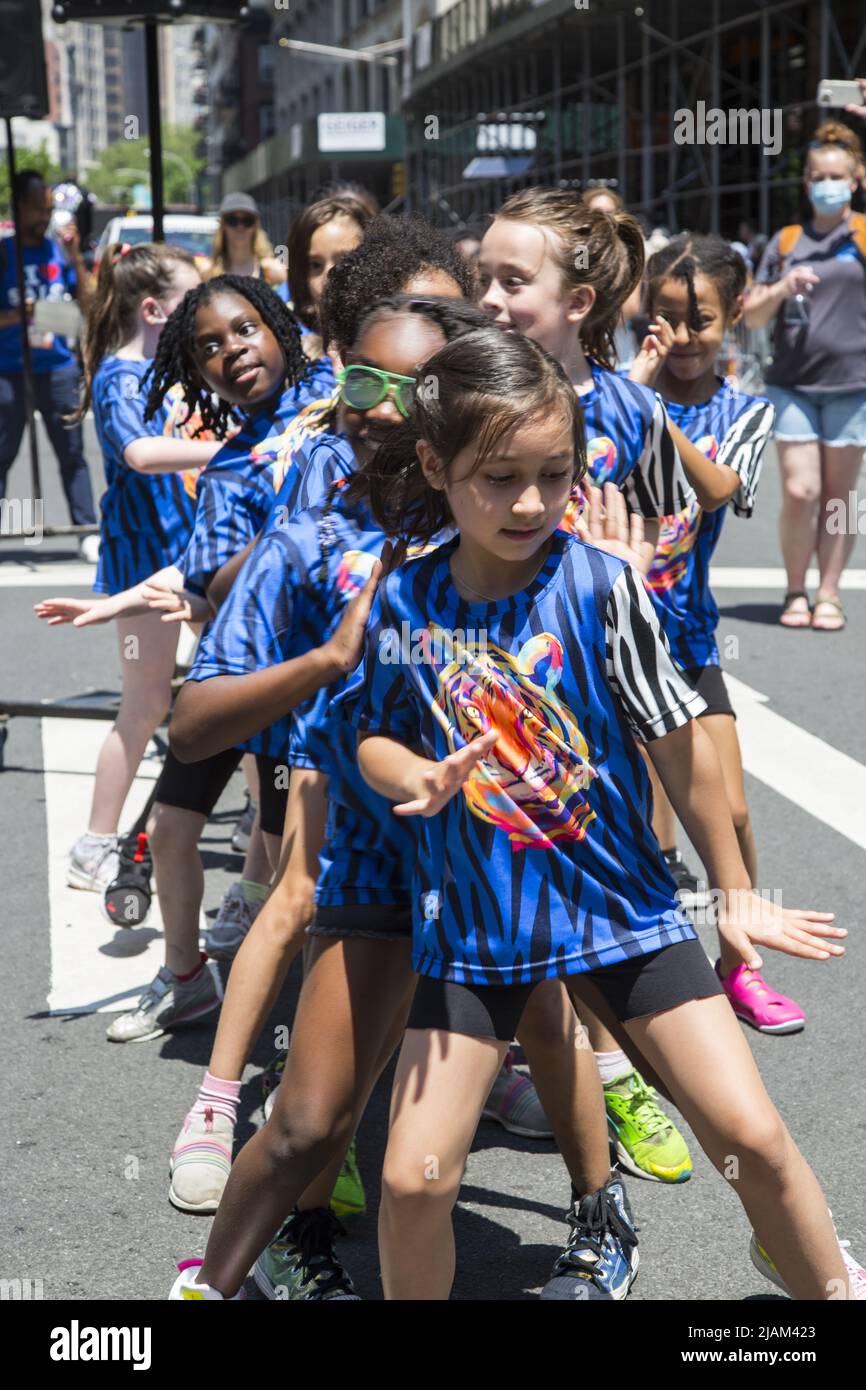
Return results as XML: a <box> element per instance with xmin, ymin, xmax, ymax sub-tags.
<box><xmin>223</xmin><ymin>214</ymin><xmax>256</xmax><ymax>229</ymax></box>
<box><xmin>337</xmin><ymin>364</ymin><xmax>417</xmax><ymax>418</ymax></box>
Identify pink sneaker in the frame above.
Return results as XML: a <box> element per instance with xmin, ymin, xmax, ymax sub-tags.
<box><xmin>716</xmin><ymin>961</ymin><xmax>805</xmax><ymax>1034</ymax></box>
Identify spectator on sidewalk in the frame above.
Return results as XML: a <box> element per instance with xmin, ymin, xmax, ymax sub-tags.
<box><xmin>0</xmin><ymin>169</ymin><xmax>98</xmax><ymax>559</ymax></box>
<box><xmin>204</xmin><ymin>193</ymin><xmax>287</xmax><ymax>289</ymax></box>
<box><xmin>744</xmin><ymin>133</ymin><xmax>866</xmax><ymax>631</ymax></box>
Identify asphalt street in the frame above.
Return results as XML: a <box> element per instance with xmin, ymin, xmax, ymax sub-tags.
<box><xmin>1</xmin><ymin>414</ymin><xmax>864</xmax><ymax>1303</ymax></box>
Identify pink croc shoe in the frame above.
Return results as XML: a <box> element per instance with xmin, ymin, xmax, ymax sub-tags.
<box><xmin>716</xmin><ymin>961</ymin><xmax>805</xmax><ymax>1034</ymax></box>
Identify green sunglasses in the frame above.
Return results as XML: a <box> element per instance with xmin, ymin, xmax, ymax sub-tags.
<box><xmin>337</xmin><ymin>364</ymin><xmax>417</xmax><ymax>418</ymax></box>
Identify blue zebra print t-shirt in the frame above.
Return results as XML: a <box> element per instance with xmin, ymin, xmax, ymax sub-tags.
<box><xmin>340</xmin><ymin>530</ymin><xmax>706</xmax><ymax>986</ymax></box>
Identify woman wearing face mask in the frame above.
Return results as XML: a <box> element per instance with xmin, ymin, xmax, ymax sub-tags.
<box><xmin>744</xmin><ymin>137</ymin><xmax>866</xmax><ymax>631</ymax></box>
<box><xmin>206</xmin><ymin>193</ymin><xmax>288</xmax><ymax>289</ymax></box>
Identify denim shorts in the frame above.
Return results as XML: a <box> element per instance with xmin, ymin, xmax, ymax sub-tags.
<box><xmin>764</xmin><ymin>384</ymin><xmax>866</xmax><ymax>446</ymax></box>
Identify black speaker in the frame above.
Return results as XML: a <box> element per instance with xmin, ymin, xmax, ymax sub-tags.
<box><xmin>51</xmin><ymin>1</ymin><xmax>252</xmax><ymax>21</ymax></box>
<box><xmin>0</xmin><ymin>0</ymin><xmax>49</xmax><ymax>120</ymax></box>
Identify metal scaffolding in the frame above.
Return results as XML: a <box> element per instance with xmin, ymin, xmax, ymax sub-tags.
<box><xmin>405</xmin><ymin>0</ymin><xmax>866</xmax><ymax>234</ymax></box>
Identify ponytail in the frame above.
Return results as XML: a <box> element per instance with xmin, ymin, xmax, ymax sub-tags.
<box><xmin>495</xmin><ymin>188</ymin><xmax>645</xmax><ymax>369</ymax></box>
<box><xmin>74</xmin><ymin>241</ymin><xmax>196</xmax><ymax>421</ymax></box>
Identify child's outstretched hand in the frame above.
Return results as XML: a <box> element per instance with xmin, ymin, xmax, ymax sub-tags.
<box><xmin>576</xmin><ymin>482</ymin><xmax>655</xmax><ymax>575</ymax></box>
<box><xmin>717</xmin><ymin>889</ymin><xmax>846</xmax><ymax>970</ymax></box>
<box><xmin>321</xmin><ymin>539</ymin><xmax>408</xmax><ymax>675</ymax></box>
<box><xmin>34</xmin><ymin>596</ymin><xmax>114</xmax><ymax>628</ymax></box>
<box><xmin>628</xmin><ymin>312</ymin><xmax>675</xmax><ymax>388</ymax></box>
<box><xmin>141</xmin><ymin>581</ymin><xmax>211</xmax><ymax>625</ymax></box>
<box><xmin>394</xmin><ymin>729</ymin><xmax>499</xmax><ymax>818</ymax></box>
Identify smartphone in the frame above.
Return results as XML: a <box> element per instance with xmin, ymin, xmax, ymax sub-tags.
<box><xmin>817</xmin><ymin>79</ymin><xmax>865</xmax><ymax>108</ymax></box>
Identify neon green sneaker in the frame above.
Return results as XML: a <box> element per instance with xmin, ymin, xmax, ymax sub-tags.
<box><xmin>329</xmin><ymin>1138</ymin><xmax>366</xmax><ymax>1220</ymax></box>
<box><xmin>604</xmin><ymin>1069</ymin><xmax>692</xmax><ymax>1184</ymax></box>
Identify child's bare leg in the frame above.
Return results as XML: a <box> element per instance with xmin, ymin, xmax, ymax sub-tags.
<box><xmin>147</xmin><ymin>801</ymin><xmax>206</xmax><ymax>977</ymax></box>
<box><xmin>88</xmin><ymin>613</ymin><xmax>178</xmax><ymax>834</ymax></box>
<box><xmin>379</xmin><ymin>1028</ymin><xmax>508</xmax><ymax>1300</ymax></box>
<box><xmin>209</xmin><ymin>770</ymin><xmax>327</xmax><ymax>1082</ymax></box>
<box><xmin>626</xmin><ymin>995</ymin><xmax>848</xmax><ymax>1299</ymax></box>
<box><xmin>567</xmin><ymin>976</ymin><xmax>676</xmax><ymax>1103</ymax></box>
<box><xmin>514</xmin><ymin>981</ymin><xmax>610</xmax><ymax>1194</ymax></box>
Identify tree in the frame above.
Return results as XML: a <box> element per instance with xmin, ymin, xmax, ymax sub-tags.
<box><xmin>0</xmin><ymin>142</ymin><xmax>62</xmax><ymax>218</ymax></box>
<box><xmin>85</xmin><ymin>125</ymin><xmax>206</xmax><ymax>208</ymax></box>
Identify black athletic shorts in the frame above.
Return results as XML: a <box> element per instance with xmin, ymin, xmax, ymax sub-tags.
<box><xmin>155</xmin><ymin>749</ymin><xmax>289</xmax><ymax>837</ymax></box>
<box><xmin>407</xmin><ymin>938</ymin><xmax>723</xmax><ymax>1042</ymax></box>
<box><xmin>307</xmin><ymin>902</ymin><xmax>412</xmax><ymax>943</ymax></box>
<box><xmin>683</xmin><ymin>664</ymin><xmax>735</xmax><ymax>720</ymax></box>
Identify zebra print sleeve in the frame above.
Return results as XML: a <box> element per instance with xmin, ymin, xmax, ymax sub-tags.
<box><xmin>622</xmin><ymin>396</ymin><xmax>696</xmax><ymax>519</ymax></box>
<box><xmin>605</xmin><ymin>565</ymin><xmax>707</xmax><ymax>741</ymax></box>
<box><xmin>716</xmin><ymin>398</ymin><xmax>774</xmax><ymax>517</ymax></box>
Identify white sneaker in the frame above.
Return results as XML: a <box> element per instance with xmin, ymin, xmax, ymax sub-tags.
<box><xmin>67</xmin><ymin>833</ymin><xmax>120</xmax><ymax>892</ymax></box>
<box><xmin>168</xmin><ymin>1260</ymin><xmax>245</xmax><ymax>1301</ymax></box>
<box><xmin>203</xmin><ymin>883</ymin><xmax>264</xmax><ymax>960</ymax></box>
<box><xmin>169</xmin><ymin>1107</ymin><xmax>234</xmax><ymax>1213</ymax></box>
<box><xmin>105</xmin><ymin>960</ymin><xmax>223</xmax><ymax>1043</ymax></box>
<box><xmin>78</xmin><ymin>534</ymin><xmax>100</xmax><ymax>564</ymax></box>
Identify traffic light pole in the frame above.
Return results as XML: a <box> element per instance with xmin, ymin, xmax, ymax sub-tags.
<box><xmin>144</xmin><ymin>18</ymin><xmax>165</xmax><ymax>242</ymax></box>
<box><xmin>4</xmin><ymin>117</ymin><xmax>43</xmax><ymax>508</ymax></box>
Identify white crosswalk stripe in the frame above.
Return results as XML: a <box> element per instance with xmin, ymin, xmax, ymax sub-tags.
<box><xmin>42</xmin><ymin>718</ymin><xmax>206</xmax><ymax>1015</ymax></box>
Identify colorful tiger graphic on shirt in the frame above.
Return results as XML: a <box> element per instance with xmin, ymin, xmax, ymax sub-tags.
<box><xmin>432</xmin><ymin>631</ymin><xmax>597</xmax><ymax>851</ymax></box>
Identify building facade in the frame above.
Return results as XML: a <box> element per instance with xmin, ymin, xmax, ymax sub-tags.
<box><xmin>405</xmin><ymin>0</ymin><xmax>866</xmax><ymax>236</ymax></box>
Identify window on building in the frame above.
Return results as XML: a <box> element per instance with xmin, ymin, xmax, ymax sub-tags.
<box><xmin>258</xmin><ymin>44</ymin><xmax>275</xmax><ymax>85</ymax></box>
<box><xmin>260</xmin><ymin>104</ymin><xmax>276</xmax><ymax>141</ymax></box>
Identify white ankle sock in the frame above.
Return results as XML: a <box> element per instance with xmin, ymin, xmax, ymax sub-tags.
<box><xmin>594</xmin><ymin>1049</ymin><xmax>633</xmax><ymax>1086</ymax></box>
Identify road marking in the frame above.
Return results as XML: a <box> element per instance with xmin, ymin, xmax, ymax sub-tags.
<box><xmin>726</xmin><ymin>674</ymin><xmax>866</xmax><ymax>852</ymax></box>
<box><xmin>42</xmin><ymin>718</ymin><xmax>206</xmax><ymax>1015</ymax></box>
<box><xmin>0</xmin><ymin>564</ymin><xmax>96</xmax><ymax>587</ymax></box>
<box><xmin>710</xmin><ymin>567</ymin><xmax>866</xmax><ymax>589</ymax></box>
<box><xmin>3</xmin><ymin>561</ymin><xmax>866</xmax><ymax>590</ymax></box>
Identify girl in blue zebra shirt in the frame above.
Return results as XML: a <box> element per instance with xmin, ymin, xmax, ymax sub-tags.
<box><xmin>58</xmin><ymin>243</ymin><xmax>224</xmax><ymax>892</ymax></box>
<box><xmin>344</xmin><ymin>325</ymin><xmax>859</xmax><ymax>1301</ymax></box>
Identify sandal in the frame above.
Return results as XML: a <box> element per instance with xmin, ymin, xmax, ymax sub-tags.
<box><xmin>811</xmin><ymin>594</ymin><xmax>845</xmax><ymax>632</ymax></box>
<box><xmin>779</xmin><ymin>590</ymin><xmax>812</xmax><ymax>628</ymax></box>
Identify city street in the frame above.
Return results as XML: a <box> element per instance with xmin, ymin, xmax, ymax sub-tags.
<box><xmin>2</xmin><ymin>419</ymin><xmax>864</xmax><ymax>1302</ymax></box>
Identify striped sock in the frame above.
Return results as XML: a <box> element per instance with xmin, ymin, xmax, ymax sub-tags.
<box><xmin>190</xmin><ymin>1071</ymin><xmax>242</xmax><ymax>1126</ymax></box>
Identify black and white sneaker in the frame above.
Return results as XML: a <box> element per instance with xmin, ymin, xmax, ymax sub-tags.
<box><xmin>540</xmin><ymin>1176</ymin><xmax>639</xmax><ymax>1300</ymax></box>
<box><xmin>253</xmin><ymin>1207</ymin><xmax>361</xmax><ymax>1300</ymax></box>
<box><xmin>103</xmin><ymin>830</ymin><xmax>153</xmax><ymax>927</ymax></box>
<box><xmin>664</xmin><ymin>848</ymin><xmax>710</xmax><ymax>911</ymax></box>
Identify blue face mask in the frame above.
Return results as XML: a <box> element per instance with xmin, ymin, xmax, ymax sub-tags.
<box><xmin>809</xmin><ymin>178</ymin><xmax>852</xmax><ymax>216</ymax></box>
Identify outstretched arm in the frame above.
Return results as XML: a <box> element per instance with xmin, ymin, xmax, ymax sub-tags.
<box><xmin>170</xmin><ymin>562</ymin><xmax>384</xmax><ymax>762</ymax></box>
<box><xmin>648</xmin><ymin>720</ymin><xmax>845</xmax><ymax>967</ymax></box>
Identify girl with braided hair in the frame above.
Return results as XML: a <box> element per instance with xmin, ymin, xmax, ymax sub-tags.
<box><xmin>37</xmin><ymin>274</ymin><xmax>337</xmax><ymax>1046</ymax></box>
